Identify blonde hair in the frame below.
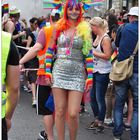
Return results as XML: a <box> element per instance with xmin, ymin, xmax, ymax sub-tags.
<box><xmin>90</xmin><ymin>17</ymin><xmax>108</xmax><ymax>32</ymax></box>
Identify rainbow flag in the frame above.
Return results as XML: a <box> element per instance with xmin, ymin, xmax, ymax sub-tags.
<box><xmin>110</xmin><ymin>49</ymin><xmax>118</xmax><ymax>62</ymax></box>
<box><xmin>43</xmin><ymin>0</ymin><xmax>62</xmax><ymax>9</ymax></box>
<box><xmin>43</xmin><ymin>0</ymin><xmax>104</xmax><ymax>10</ymax></box>
<box><xmin>83</xmin><ymin>0</ymin><xmax>105</xmax><ymax>10</ymax></box>
<box><xmin>2</xmin><ymin>4</ymin><xmax>9</xmax><ymax>14</ymax></box>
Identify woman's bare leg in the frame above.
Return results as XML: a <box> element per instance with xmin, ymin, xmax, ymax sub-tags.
<box><xmin>52</xmin><ymin>88</ymin><xmax>68</xmax><ymax>140</ymax></box>
<box><xmin>43</xmin><ymin>115</ymin><xmax>54</xmax><ymax>140</ymax></box>
<box><xmin>67</xmin><ymin>91</ymin><xmax>83</xmax><ymax>140</ymax></box>
<box><xmin>31</xmin><ymin>83</ymin><xmax>36</xmax><ymax>101</ymax></box>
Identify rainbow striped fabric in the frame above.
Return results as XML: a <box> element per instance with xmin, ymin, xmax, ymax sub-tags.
<box><xmin>85</xmin><ymin>50</ymin><xmax>93</xmax><ymax>86</ymax></box>
<box><xmin>45</xmin><ymin>48</ymin><xmax>54</xmax><ymax>78</ymax></box>
<box><xmin>43</xmin><ymin>0</ymin><xmax>63</xmax><ymax>9</ymax></box>
<box><xmin>110</xmin><ymin>49</ymin><xmax>118</xmax><ymax>62</ymax></box>
<box><xmin>2</xmin><ymin>4</ymin><xmax>9</xmax><ymax>14</ymax></box>
<box><xmin>43</xmin><ymin>0</ymin><xmax>105</xmax><ymax>11</ymax></box>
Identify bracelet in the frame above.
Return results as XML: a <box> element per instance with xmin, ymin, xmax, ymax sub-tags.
<box><xmin>19</xmin><ymin>63</ymin><xmax>23</xmax><ymax>65</ymax></box>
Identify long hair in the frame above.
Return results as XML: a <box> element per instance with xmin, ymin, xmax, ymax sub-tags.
<box><xmin>53</xmin><ymin>1</ymin><xmax>92</xmax><ymax>55</ymax></box>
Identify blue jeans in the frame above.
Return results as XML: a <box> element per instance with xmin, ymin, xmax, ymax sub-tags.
<box><xmin>90</xmin><ymin>72</ymin><xmax>109</xmax><ymax>122</ymax></box>
<box><xmin>113</xmin><ymin>73</ymin><xmax>138</xmax><ymax>140</ymax></box>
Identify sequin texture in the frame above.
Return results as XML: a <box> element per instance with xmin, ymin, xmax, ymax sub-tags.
<box><xmin>52</xmin><ymin>34</ymin><xmax>86</xmax><ymax>92</ymax></box>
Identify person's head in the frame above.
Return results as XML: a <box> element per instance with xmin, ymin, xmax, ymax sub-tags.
<box><xmin>29</xmin><ymin>17</ymin><xmax>38</xmax><ymax>31</ymax></box>
<box><xmin>9</xmin><ymin>6</ymin><xmax>20</xmax><ymax>21</ymax></box>
<box><xmin>64</xmin><ymin>0</ymin><xmax>82</xmax><ymax>23</ymax></box>
<box><xmin>89</xmin><ymin>17</ymin><xmax>108</xmax><ymax>35</ymax></box>
<box><xmin>109</xmin><ymin>8</ymin><xmax>115</xmax><ymax>15</ymax></box>
<box><xmin>127</xmin><ymin>7</ymin><xmax>138</xmax><ymax>23</ymax></box>
<box><xmin>21</xmin><ymin>18</ymin><xmax>28</xmax><ymax>28</ymax></box>
<box><xmin>50</xmin><ymin>9</ymin><xmax>61</xmax><ymax>23</ymax></box>
<box><xmin>111</xmin><ymin>25</ymin><xmax>118</xmax><ymax>40</ymax></box>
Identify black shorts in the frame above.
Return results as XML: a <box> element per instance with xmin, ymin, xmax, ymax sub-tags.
<box><xmin>2</xmin><ymin>118</ymin><xmax>8</xmax><ymax>140</ymax></box>
<box><xmin>36</xmin><ymin>85</ymin><xmax>53</xmax><ymax>115</ymax></box>
<box><xmin>27</xmin><ymin>71</ymin><xmax>37</xmax><ymax>84</ymax></box>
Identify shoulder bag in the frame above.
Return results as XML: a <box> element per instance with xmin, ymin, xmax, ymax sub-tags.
<box><xmin>109</xmin><ymin>42</ymin><xmax>138</xmax><ymax>82</ymax></box>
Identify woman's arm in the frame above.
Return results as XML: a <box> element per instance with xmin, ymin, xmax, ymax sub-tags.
<box><xmin>26</xmin><ymin>36</ymin><xmax>32</xmax><ymax>48</ymax></box>
<box><xmin>12</xmin><ymin>31</ymin><xmax>26</xmax><ymax>40</ymax></box>
<box><xmin>93</xmin><ymin>37</ymin><xmax>112</xmax><ymax>60</ymax></box>
<box><xmin>45</xmin><ymin>47</ymin><xmax>54</xmax><ymax>79</ymax></box>
<box><xmin>19</xmin><ymin>42</ymin><xmax>43</xmax><ymax>65</ymax></box>
<box><xmin>45</xmin><ymin>26</ymin><xmax>57</xmax><ymax>82</ymax></box>
<box><xmin>19</xmin><ymin>29</ymin><xmax>46</xmax><ymax>64</ymax></box>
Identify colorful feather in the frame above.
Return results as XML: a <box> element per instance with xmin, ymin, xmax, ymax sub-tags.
<box><xmin>43</xmin><ymin>0</ymin><xmax>104</xmax><ymax>11</ymax></box>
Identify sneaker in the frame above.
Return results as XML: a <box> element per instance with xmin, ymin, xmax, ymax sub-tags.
<box><xmin>114</xmin><ymin>136</ymin><xmax>121</xmax><ymax>140</ymax></box>
<box><xmin>124</xmin><ymin>123</ymin><xmax>131</xmax><ymax>131</ymax></box>
<box><xmin>23</xmin><ymin>85</ymin><xmax>28</xmax><ymax>91</ymax></box>
<box><xmin>107</xmin><ymin>121</ymin><xmax>114</xmax><ymax>127</ymax></box>
<box><xmin>87</xmin><ymin>121</ymin><xmax>98</xmax><ymax>130</ymax></box>
<box><xmin>104</xmin><ymin>118</ymin><xmax>113</xmax><ymax>125</ymax></box>
<box><xmin>104</xmin><ymin>119</ymin><xmax>114</xmax><ymax>128</ymax></box>
<box><xmin>96</xmin><ymin>125</ymin><xmax>104</xmax><ymax>132</ymax></box>
<box><xmin>39</xmin><ymin>130</ymin><xmax>48</xmax><ymax>140</ymax></box>
<box><xmin>32</xmin><ymin>100</ymin><xmax>36</xmax><ymax>107</ymax></box>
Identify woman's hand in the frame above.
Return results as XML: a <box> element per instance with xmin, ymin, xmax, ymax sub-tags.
<box><xmin>45</xmin><ymin>76</ymin><xmax>53</xmax><ymax>86</ymax></box>
<box><xmin>85</xmin><ymin>80</ymin><xmax>92</xmax><ymax>93</ymax></box>
<box><xmin>19</xmin><ymin>63</ymin><xmax>24</xmax><ymax>71</ymax></box>
<box><xmin>19</xmin><ymin>31</ymin><xmax>26</xmax><ymax>37</ymax></box>
<box><xmin>6</xmin><ymin>118</ymin><xmax>11</xmax><ymax>131</ymax></box>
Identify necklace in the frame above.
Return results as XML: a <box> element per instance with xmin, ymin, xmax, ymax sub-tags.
<box><xmin>64</xmin><ymin>29</ymin><xmax>76</xmax><ymax>55</ymax></box>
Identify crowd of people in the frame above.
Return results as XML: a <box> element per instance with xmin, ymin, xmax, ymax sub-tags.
<box><xmin>2</xmin><ymin>1</ymin><xmax>138</xmax><ymax>140</ymax></box>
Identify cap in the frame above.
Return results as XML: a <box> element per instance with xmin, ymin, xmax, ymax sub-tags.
<box><xmin>128</xmin><ymin>7</ymin><xmax>138</xmax><ymax>17</ymax></box>
<box><xmin>9</xmin><ymin>6</ymin><xmax>20</xmax><ymax>14</ymax></box>
<box><xmin>51</xmin><ymin>9</ymin><xmax>60</xmax><ymax>16</ymax></box>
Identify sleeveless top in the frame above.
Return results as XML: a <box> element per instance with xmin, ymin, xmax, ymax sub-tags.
<box><xmin>92</xmin><ymin>33</ymin><xmax>111</xmax><ymax>74</ymax></box>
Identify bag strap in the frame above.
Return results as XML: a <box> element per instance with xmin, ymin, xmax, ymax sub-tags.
<box><xmin>132</xmin><ymin>42</ymin><xmax>138</xmax><ymax>56</ymax></box>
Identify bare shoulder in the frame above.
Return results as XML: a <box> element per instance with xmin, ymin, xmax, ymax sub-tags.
<box><xmin>102</xmin><ymin>35</ymin><xmax>111</xmax><ymax>43</ymax></box>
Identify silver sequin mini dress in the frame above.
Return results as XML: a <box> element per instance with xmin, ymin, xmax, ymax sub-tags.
<box><xmin>52</xmin><ymin>33</ymin><xmax>86</xmax><ymax>93</ymax></box>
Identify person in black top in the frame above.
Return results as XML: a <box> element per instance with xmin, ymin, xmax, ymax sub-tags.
<box><xmin>25</xmin><ymin>26</ymin><xmax>39</xmax><ymax>106</ymax></box>
<box><xmin>2</xmin><ymin>39</ymin><xmax>20</xmax><ymax>140</ymax></box>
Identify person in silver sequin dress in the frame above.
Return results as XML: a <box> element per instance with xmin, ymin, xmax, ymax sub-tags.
<box><xmin>52</xmin><ymin>34</ymin><xmax>86</xmax><ymax>92</ymax></box>
<box><xmin>45</xmin><ymin>0</ymin><xmax>93</xmax><ymax>140</ymax></box>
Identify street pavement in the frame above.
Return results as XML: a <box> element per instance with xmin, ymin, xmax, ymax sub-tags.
<box><xmin>8</xmin><ymin>88</ymin><xmax>130</xmax><ymax>140</ymax></box>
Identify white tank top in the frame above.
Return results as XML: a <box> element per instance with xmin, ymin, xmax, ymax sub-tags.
<box><xmin>92</xmin><ymin>33</ymin><xmax>111</xmax><ymax>74</ymax></box>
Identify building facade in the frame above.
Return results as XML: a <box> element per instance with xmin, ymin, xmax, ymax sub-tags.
<box><xmin>107</xmin><ymin>0</ymin><xmax>138</xmax><ymax>11</ymax></box>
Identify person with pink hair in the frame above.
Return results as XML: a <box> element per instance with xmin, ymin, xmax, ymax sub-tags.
<box><xmin>45</xmin><ymin>0</ymin><xmax>93</xmax><ymax>139</ymax></box>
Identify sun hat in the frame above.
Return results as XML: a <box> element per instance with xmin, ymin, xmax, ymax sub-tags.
<box><xmin>128</xmin><ymin>7</ymin><xmax>138</xmax><ymax>16</ymax></box>
<box><xmin>51</xmin><ymin>9</ymin><xmax>60</xmax><ymax>16</ymax></box>
<box><xmin>9</xmin><ymin>6</ymin><xmax>20</xmax><ymax>14</ymax></box>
